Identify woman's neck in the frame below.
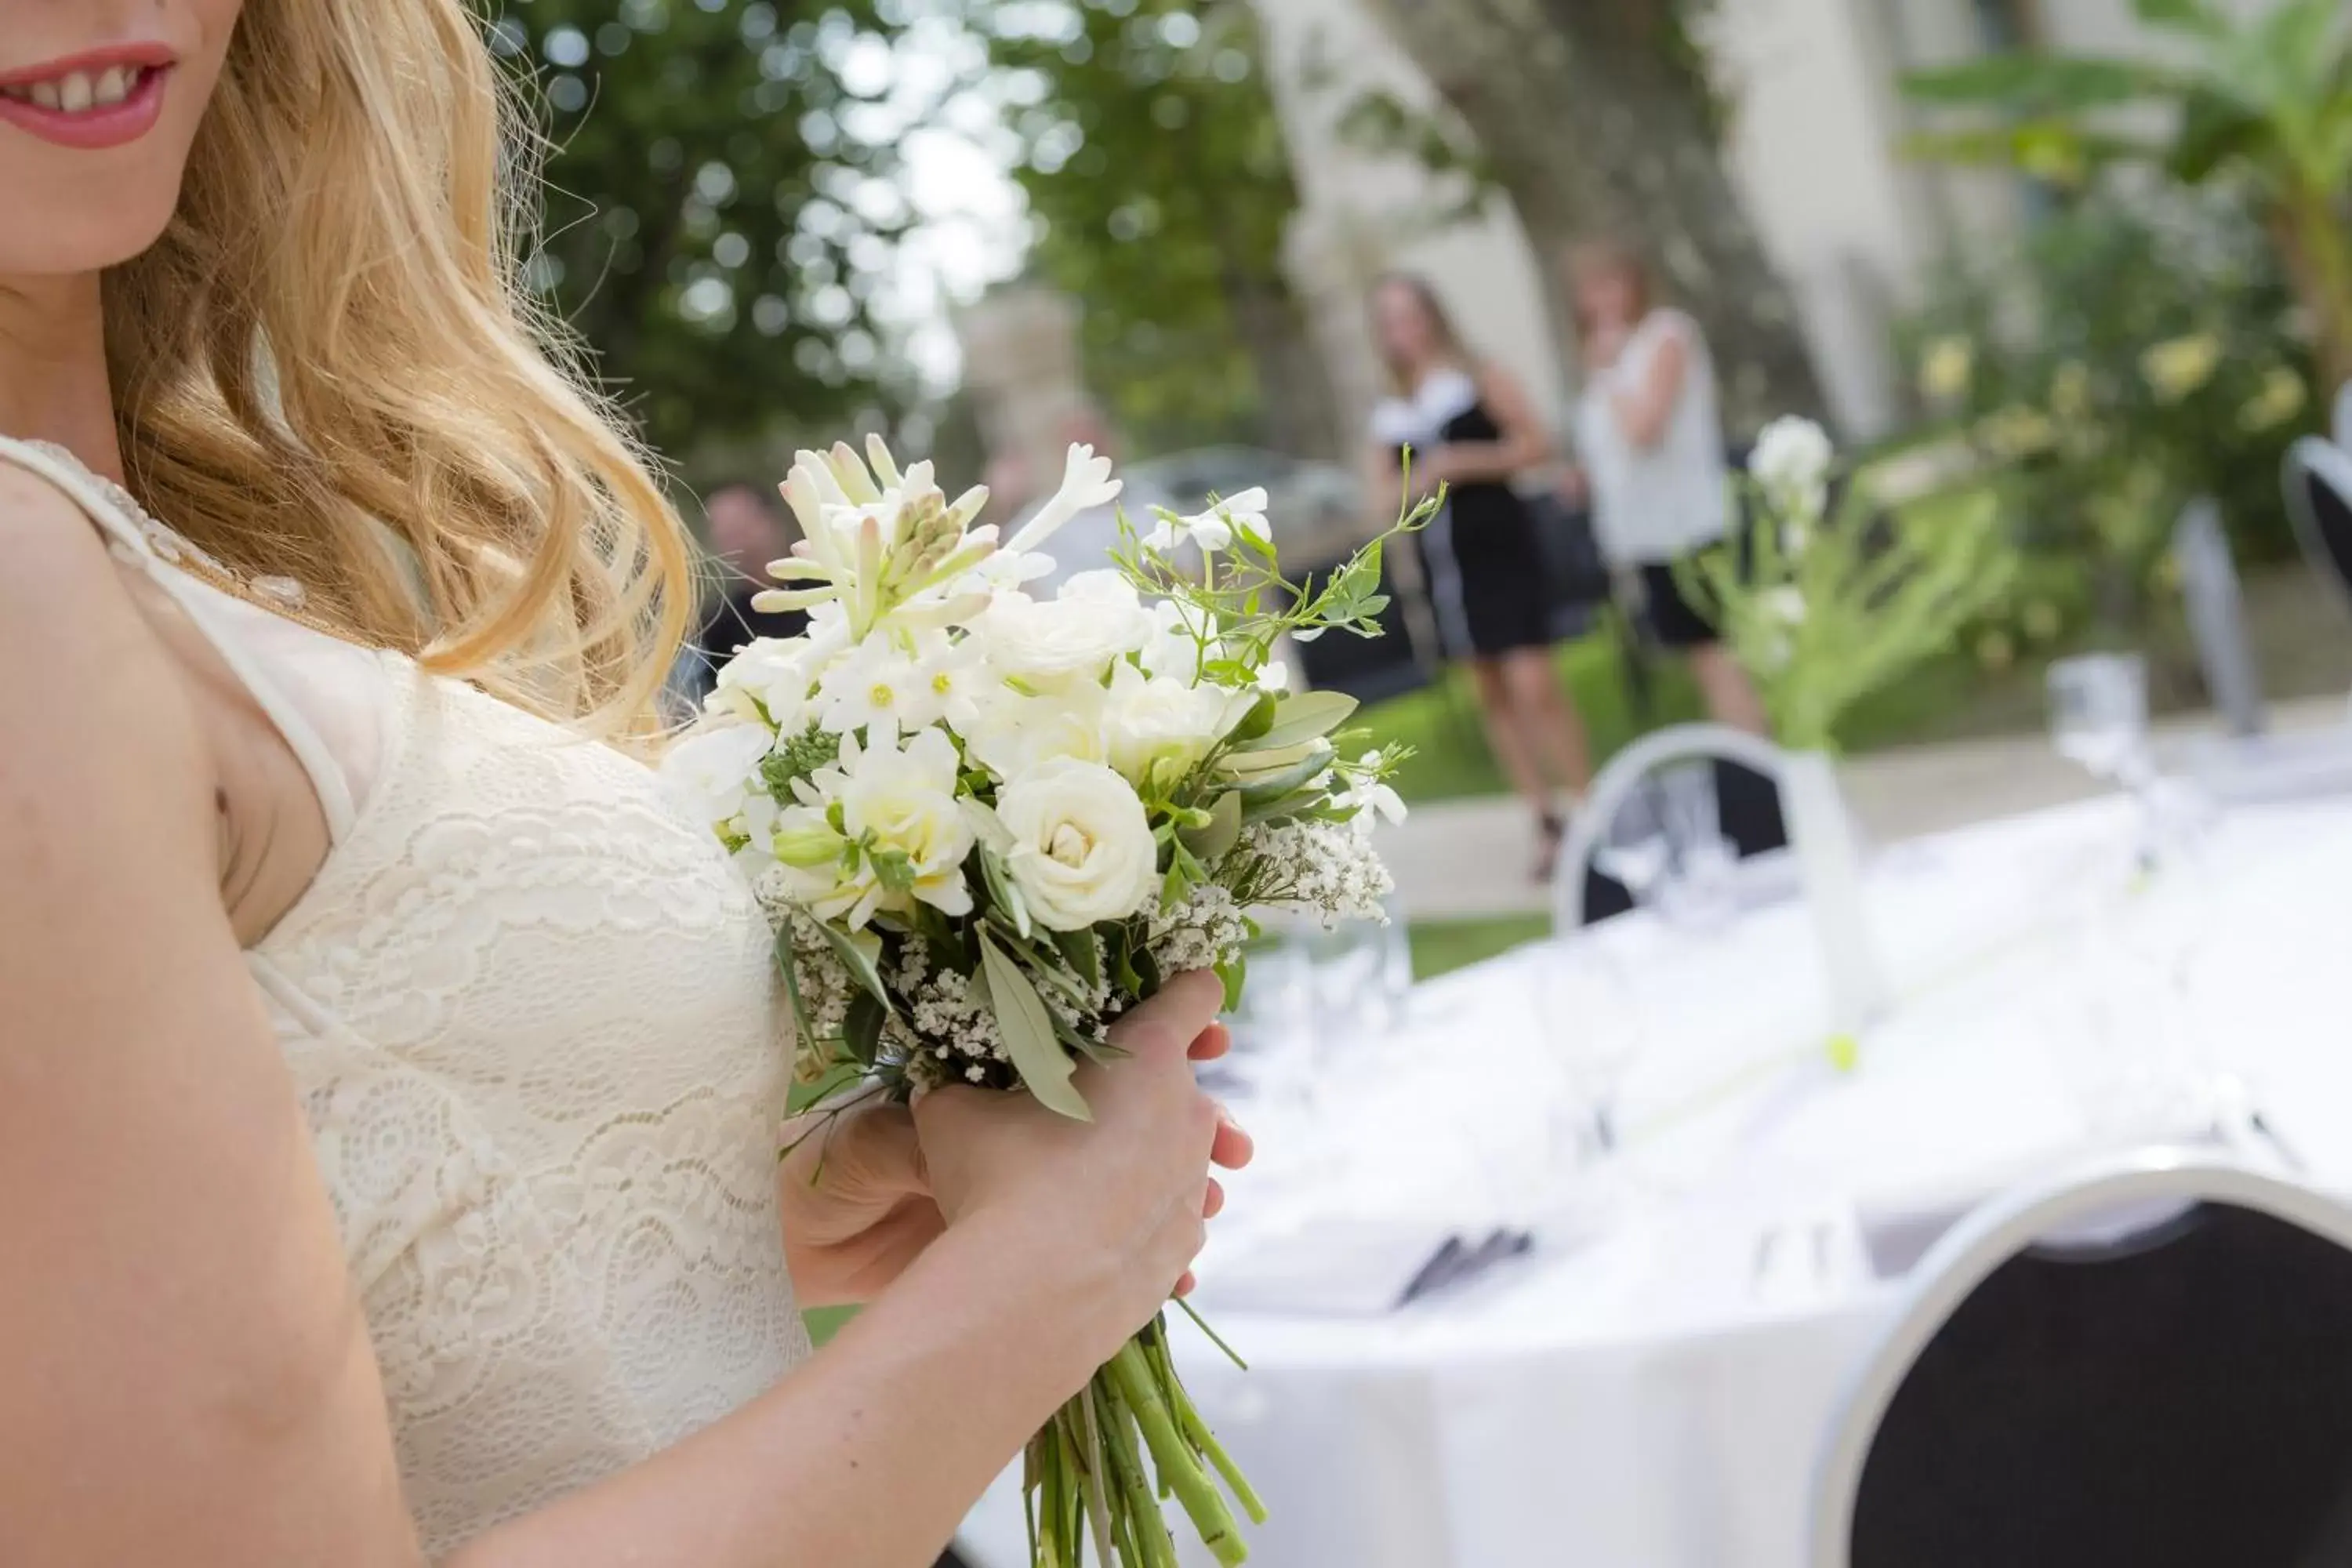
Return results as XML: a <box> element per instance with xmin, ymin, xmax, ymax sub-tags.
<box><xmin>0</xmin><ymin>272</ymin><xmax>122</xmax><ymax>481</ymax></box>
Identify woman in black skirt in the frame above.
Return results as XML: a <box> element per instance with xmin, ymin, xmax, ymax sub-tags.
<box><xmin>1366</xmin><ymin>274</ymin><xmax>1594</xmax><ymax>878</ymax></box>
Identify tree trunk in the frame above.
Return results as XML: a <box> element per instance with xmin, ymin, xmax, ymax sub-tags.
<box><xmin>1360</xmin><ymin>0</ymin><xmax>1828</xmax><ymax>437</ymax></box>
<box><xmin>1228</xmin><ymin>270</ymin><xmax>1348</xmax><ymax>460</ymax></box>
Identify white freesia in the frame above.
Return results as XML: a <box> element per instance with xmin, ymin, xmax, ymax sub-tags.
<box><xmin>1144</xmin><ymin>487</ymin><xmax>1270</xmax><ymax>554</ymax></box>
<box><xmin>1100</xmin><ymin>661</ymin><xmax>1249</xmax><ymax>788</ymax></box>
<box><xmin>1004</xmin><ymin>443</ymin><xmax>1122</xmax><ymax>556</ymax></box>
<box><xmin>962</xmin><ymin>681</ymin><xmax>1109</xmax><ymax>781</ymax></box>
<box><xmin>706</xmin><ymin>637</ymin><xmax>817</xmax><ymax>728</ymax></box>
<box><xmin>815</xmin><ymin>637</ymin><xmax>926</xmax><ymax>737</ymax></box>
<box><xmin>1335</xmin><ymin>750</ymin><xmax>1408</xmax><ymax>830</ymax></box>
<box><xmin>1749</xmin><ymin>416</ymin><xmax>1834</xmax><ymax>520</ymax></box>
<box><xmin>994</xmin><ymin>757</ymin><xmax>1160</xmax><ymax>931</ymax></box>
<box><xmin>1139</xmin><ymin>598</ymin><xmax>1217</xmax><ymax>683</ymax></box>
<box><xmin>662</xmin><ymin>722</ymin><xmax>776</xmax><ymax>823</ymax></box>
<box><xmin>971</xmin><ymin>570</ymin><xmax>1154</xmax><ymax>685</ymax></box>
<box><xmin>786</xmin><ymin>725</ymin><xmax>976</xmax><ymax>926</ymax></box>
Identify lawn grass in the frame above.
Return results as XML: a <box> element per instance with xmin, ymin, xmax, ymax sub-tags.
<box><xmin>1407</xmin><ymin>913</ymin><xmax>1552</xmax><ymax>979</ymax></box>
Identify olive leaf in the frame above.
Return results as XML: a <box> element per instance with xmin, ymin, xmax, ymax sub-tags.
<box><xmin>1229</xmin><ymin>690</ymin><xmax>1358</xmax><ymax>753</ymax></box>
<box><xmin>979</xmin><ymin>928</ymin><xmax>1092</xmax><ymax>1121</ymax></box>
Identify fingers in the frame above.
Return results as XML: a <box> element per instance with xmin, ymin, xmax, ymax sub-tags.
<box><xmin>1174</xmin><ymin>1270</ymin><xmax>1196</xmax><ymax>1299</ymax></box>
<box><xmin>1189</xmin><ymin>1021</ymin><xmax>1232</xmax><ymax>1062</ymax></box>
<box><xmin>1209</xmin><ymin>1108</ymin><xmax>1253</xmax><ymax>1171</ymax></box>
<box><xmin>1112</xmin><ymin>969</ymin><xmax>1226</xmax><ymax>1062</ymax></box>
<box><xmin>1202</xmin><ymin>1177</ymin><xmax>1225</xmax><ymax>1220</ymax></box>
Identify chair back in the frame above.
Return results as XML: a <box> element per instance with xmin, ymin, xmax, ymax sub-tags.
<box><xmin>2285</xmin><ymin>436</ymin><xmax>2352</xmax><ymax>620</ymax></box>
<box><xmin>1552</xmin><ymin>723</ymin><xmax>1795</xmax><ymax>930</ymax></box>
<box><xmin>1812</xmin><ymin>1149</ymin><xmax>2352</xmax><ymax>1568</ymax></box>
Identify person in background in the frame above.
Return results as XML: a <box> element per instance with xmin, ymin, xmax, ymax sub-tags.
<box><xmin>687</xmin><ymin>477</ymin><xmax>807</xmax><ymax>702</ymax></box>
<box><xmin>1366</xmin><ymin>273</ymin><xmax>1595</xmax><ymax>879</ymax></box>
<box><xmin>1018</xmin><ymin>406</ymin><xmax>1180</xmax><ymax>597</ymax></box>
<box><xmin>1564</xmin><ymin>240</ymin><xmax>1768</xmax><ymax>735</ymax></box>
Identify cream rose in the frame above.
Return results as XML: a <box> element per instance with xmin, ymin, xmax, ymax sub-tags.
<box><xmin>972</xmin><ymin>570</ymin><xmax>1154</xmax><ymax>685</ymax></box>
<box><xmin>995</xmin><ymin>757</ymin><xmax>1160</xmax><ymax>931</ymax></box>
<box><xmin>1101</xmin><ymin>660</ymin><xmax>1247</xmax><ymax>789</ymax></box>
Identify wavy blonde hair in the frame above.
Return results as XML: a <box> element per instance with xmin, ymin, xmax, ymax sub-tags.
<box><xmin>103</xmin><ymin>0</ymin><xmax>692</xmax><ymax>737</ymax></box>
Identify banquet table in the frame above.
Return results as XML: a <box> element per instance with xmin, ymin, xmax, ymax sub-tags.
<box><xmin>957</xmin><ymin>790</ymin><xmax>2352</xmax><ymax>1568</ymax></box>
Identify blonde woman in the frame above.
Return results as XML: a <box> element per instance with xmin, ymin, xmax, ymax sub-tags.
<box><xmin>1565</xmin><ymin>241</ymin><xmax>1768</xmax><ymax>734</ymax></box>
<box><xmin>0</xmin><ymin>5</ymin><xmax>1247</xmax><ymax>1565</ymax></box>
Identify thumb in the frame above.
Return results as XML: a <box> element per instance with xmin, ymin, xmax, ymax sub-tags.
<box><xmin>1112</xmin><ymin>969</ymin><xmax>1225</xmax><ymax>1064</ymax></box>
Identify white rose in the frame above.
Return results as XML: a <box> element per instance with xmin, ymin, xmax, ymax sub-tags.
<box><xmin>1748</xmin><ymin>416</ymin><xmax>1834</xmax><ymax>520</ymax></box>
<box><xmin>709</xmin><ymin>637</ymin><xmax>817</xmax><ymax>728</ymax></box>
<box><xmin>962</xmin><ymin>681</ymin><xmax>1109</xmax><ymax>781</ymax></box>
<box><xmin>1101</xmin><ymin>660</ymin><xmax>1247</xmax><ymax>789</ymax></box>
<box><xmin>660</xmin><ymin>721</ymin><xmax>775</xmax><ymax>828</ymax></box>
<box><xmin>972</xmin><ymin>571</ymin><xmax>1153</xmax><ymax>685</ymax></box>
<box><xmin>995</xmin><ymin>758</ymin><xmax>1160</xmax><ymax>931</ymax></box>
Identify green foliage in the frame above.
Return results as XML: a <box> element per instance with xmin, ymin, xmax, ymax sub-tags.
<box><xmin>1900</xmin><ymin>0</ymin><xmax>2352</xmax><ymax>381</ymax></box>
<box><xmin>1682</xmin><ymin>468</ymin><xmax>2020</xmax><ymax>754</ymax></box>
<box><xmin>972</xmin><ymin>0</ymin><xmax>1312</xmax><ymax>454</ymax></box>
<box><xmin>1896</xmin><ymin>191</ymin><xmax>2321</xmax><ymax>644</ymax></box>
<box><xmin>493</xmin><ymin>0</ymin><xmax>911</xmax><ymax>456</ymax></box>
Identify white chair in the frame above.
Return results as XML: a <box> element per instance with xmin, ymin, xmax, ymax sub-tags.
<box><xmin>2332</xmin><ymin>379</ymin><xmax>2351</xmax><ymax>454</ymax></box>
<box><xmin>1811</xmin><ymin>1148</ymin><xmax>2352</xmax><ymax>1568</ymax></box>
<box><xmin>1552</xmin><ymin>722</ymin><xmax>1809</xmax><ymax>931</ymax></box>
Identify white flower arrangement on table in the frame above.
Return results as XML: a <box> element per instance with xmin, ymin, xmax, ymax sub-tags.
<box><xmin>663</xmin><ymin>436</ymin><xmax>1430</xmax><ymax>1568</ymax></box>
<box><xmin>1680</xmin><ymin>416</ymin><xmax>2020</xmax><ymax>752</ymax></box>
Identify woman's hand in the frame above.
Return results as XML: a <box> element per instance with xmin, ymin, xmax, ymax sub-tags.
<box><xmin>913</xmin><ymin>971</ymin><xmax>1251</xmax><ymax>1367</ymax></box>
<box><xmin>779</xmin><ymin>1100</ymin><xmax>946</xmax><ymax>1308</ymax></box>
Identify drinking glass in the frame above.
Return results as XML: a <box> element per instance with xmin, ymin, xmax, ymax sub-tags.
<box><xmin>2048</xmin><ymin>653</ymin><xmax>2151</xmax><ymax>785</ymax></box>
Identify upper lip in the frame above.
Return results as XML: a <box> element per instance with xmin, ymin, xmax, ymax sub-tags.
<box><xmin>0</xmin><ymin>43</ymin><xmax>179</xmax><ymax>91</ymax></box>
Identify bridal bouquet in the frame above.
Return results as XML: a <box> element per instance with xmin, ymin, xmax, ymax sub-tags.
<box><xmin>665</xmin><ymin>436</ymin><xmax>1425</xmax><ymax>1568</ymax></box>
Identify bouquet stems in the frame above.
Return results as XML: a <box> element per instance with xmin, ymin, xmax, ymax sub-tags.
<box><xmin>1026</xmin><ymin>1312</ymin><xmax>1265</xmax><ymax>1566</ymax></box>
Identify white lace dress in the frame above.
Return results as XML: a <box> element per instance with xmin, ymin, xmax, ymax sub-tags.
<box><xmin>2</xmin><ymin>437</ymin><xmax>810</xmax><ymax>1555</ymax></box>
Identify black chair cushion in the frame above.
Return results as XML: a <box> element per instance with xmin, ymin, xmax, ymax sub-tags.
<box><xmin>1853</xmin><ymin>1203</ymin><xmax>2352</xmax><ymax>1568</ymax></box>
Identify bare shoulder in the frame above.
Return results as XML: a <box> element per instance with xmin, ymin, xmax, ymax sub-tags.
<box><xmin>0</xmin><ymin>450</ymin><xmax>212</xmax><ymax>814</ymax></box>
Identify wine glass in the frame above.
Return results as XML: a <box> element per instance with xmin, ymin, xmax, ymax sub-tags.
<box><xmin>2048</xmin><ymin>652</ymin><xmax>2151</xmax><ymax>785</ymax></box>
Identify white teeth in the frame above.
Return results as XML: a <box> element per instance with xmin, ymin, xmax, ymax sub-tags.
<box><xmin>3</xmin><ymin>64</ymin><xmax>145</xmax><ymax>114</ymax></box>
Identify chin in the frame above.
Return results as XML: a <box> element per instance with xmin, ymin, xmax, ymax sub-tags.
<box><xmin>0</xmin><ymin>166</ymin><xmax>182</xmax><ymax>275</ymax></box>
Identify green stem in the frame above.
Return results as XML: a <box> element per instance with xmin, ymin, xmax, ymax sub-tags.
<box><xmin>1167</xmin><ymin>1373</ymin><xmax>1269</xmax><ymax>1526</ymax></box>
<box><xmin>1076</xmin><ymin>1389</ymin><xmax>1120</xmax><ymax>1568</ymax></box>
<box><xmin>1098</xmin><ymin>1373</ymin><xmax>1181</xmax><ymax>1568</ymax></box>
<box><xmin>1108</xmin><ymin>1340</ymin><xmax>1247</xmax><ymax>1566</ymax></box>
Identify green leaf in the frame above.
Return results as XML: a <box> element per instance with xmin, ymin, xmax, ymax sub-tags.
<box><xmin>978</xmin><ymin>848</ymin><xmax>1034</xmax><ymax>941</ymax></box>
<box><xmin>978</xmin><ymin>929</ymin><xmax>1091</xmax><ymax>1120</ymax></box>
<box><xmin>775</xmin><ymin>934</ymin><xmax>822</xmax><ymax>1058</ymax></box>
<box><xmin>814</xmin><ymin>920</ymin><xmax>891</xmax><ymax>1012</ymax></box>
<box><xmin>1227</xmin><ymin>691</ymin><xmax>1278</xmax><ymax>744</ymax></box>
<box><xmin>1216</xmin><ymin>951</ymin><xmax>1247</xmax><ymax>1012</ymax></box>
<box><xmin>843</xmin><ymin>991</ymin><xmax>884</xmax><ymax>1067</ymax></box>
<box><xmin>1240</xmin><ymin>786</ymin><xmax>1330</xmax><ymax>826</ymax></box>
<box><xmin>1232</xmin><ymin>690</ymin><xmax>1358</xmax><ymax>753</ymax></box>
<box><xmin>2168</xmin><ymin>89</ymin><xmax>2268</xmax><ymax>182</ymax></box>
<box><xmin>1051</xmin><ymin>927</ymin><xmax>1102</xmax><ymax>993</ymax></box>
<box><xmin>1900</xmin><ymin>53</ymin><xmax>2180</xmax><ymax>111</ymax></box>
<box><xmin>2132</xmin><ymin>0</ymin><xmax>2226</xmax><ymax>39</ymax></box>
<box><xmin>1236</xmin><ymin>742</ymin><xmax>1338</xmax><ymax>804</ymax></box>
<box><xmin>1178</xmin><ymin>790</ymin><xmax>1245</xmax><ymax>863</ymax></box>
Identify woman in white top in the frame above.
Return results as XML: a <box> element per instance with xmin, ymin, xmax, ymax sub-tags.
<box><xmin>1566</xmin><ymin>242</ymin><xmax>1767</xmax><ymax>733</ymax></box>
<box><xmin>0</xmin><ymin>3</ymin><xmax>1247</xmax><ymax>1563</ymax></box>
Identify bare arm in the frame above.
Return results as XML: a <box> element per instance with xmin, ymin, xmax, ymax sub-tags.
<box><xmin>1610</xmin><ymin>325</ymin><xmax>1690</xmax><ymax>451</ymax></box>
<box><xmin>2</xmin><ymin>461</ymin><xmax>1229</xmax><ymax>1568</ymax></box>
<box><xmin>1428</xmin><ymin>365</ymin><xmax>1555</xmax><ymax>485</ymax></box>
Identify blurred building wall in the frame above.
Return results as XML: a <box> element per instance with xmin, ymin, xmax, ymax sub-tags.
<box><xmin>1251</xmin><ymin>0</ymin><xmax>2231</xmax><ymax>449</ymax></box>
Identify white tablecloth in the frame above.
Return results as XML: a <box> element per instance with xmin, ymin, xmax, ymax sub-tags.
<box><xmin>960</xmin><ymin>794</ymin><xmax>2352</xmax><ymax>1568</ymax></box>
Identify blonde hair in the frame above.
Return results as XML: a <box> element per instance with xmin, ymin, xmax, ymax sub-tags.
<box><xmin>103</xmin><ymin>0</ymin><xmax>693</xmax><ymax>738</ymax></box>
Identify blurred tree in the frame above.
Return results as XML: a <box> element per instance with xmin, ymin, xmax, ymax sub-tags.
<box><xmin>1351</xmin><ymin>0</ymin><xmax>1828</xmax><ymax>437</ymax></box>
<box><xmin>492</xmin><ymin>0</ymin><xmax>914</xmax><ymax>459</ymax></box>
<box><xmin>1901</xmin><ymin>0</ymin><xmax>2352</xmax><ymax>388</ymax></box>
<box><xmin>974</xmin><ymin>0</ymin><xmax>1343</xmax><ymax>459</ymax></box>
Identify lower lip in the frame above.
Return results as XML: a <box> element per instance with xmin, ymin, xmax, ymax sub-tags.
<box><xmin>0</xmin><ymin>66</ymin><xmax>172</xmax><ymax>151</ymax></box>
